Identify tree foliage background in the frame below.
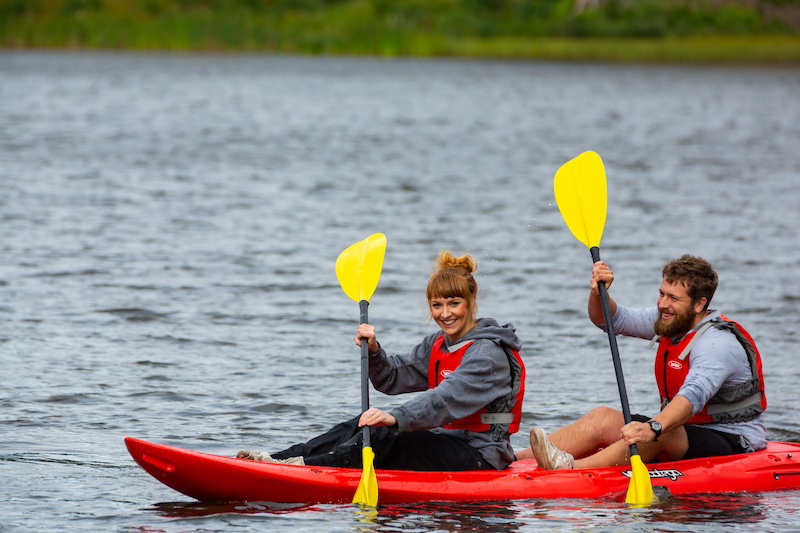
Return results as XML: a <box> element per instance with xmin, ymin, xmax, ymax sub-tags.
<box><xmin>2</xmin><ymin>0</ymin><xmax>799</xmax><ymax>54</ymax></box>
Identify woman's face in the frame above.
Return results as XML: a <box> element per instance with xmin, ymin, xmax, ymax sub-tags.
<box><xmin>430</xmin><ymin>296</ymin><xmax>474</xmax><ymax>342</ymax></box>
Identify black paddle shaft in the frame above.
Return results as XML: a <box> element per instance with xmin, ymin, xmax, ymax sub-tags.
<box><xmin>590</xmin><ymin>247</ymin><xmax>640</xmax><ymax>457</ymax></box>
<box><xmin>359</xmin><ymin>300</ymin><xmax>371</xmax><ymax>448</ymax></box>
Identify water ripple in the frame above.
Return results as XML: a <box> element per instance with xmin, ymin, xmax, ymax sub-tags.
<box><xmin>1</xmin><ymin>51</ymin><xmax>799</xmax><ymax>532</ymax></box>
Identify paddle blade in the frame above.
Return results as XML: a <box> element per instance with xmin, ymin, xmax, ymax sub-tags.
<box><xmin>352</xmin><ymin>446</ymin><xmax>378</xmax><ymax>507</ymax></box>
<box><xmin>625</xmin><ymin>454</ymin><xmax>654</xmax><ymax>506</ymax></box>
<box><xmin>553</xmin><ymin>151</ymin><xmax>607</xmax><ymax>250</ymax></box>
<box><xmin>336</xmin><ymin>233</ymin><xmax>387</xmax><ymax>303</ymax></box>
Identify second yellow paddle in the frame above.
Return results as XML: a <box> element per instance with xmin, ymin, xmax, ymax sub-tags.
<box><xmin>554</xmin><ymin>151</ymin><xmax>654</xmax><ymax>506</ymax></box>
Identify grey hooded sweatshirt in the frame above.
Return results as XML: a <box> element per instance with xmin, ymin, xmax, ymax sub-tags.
<box><xmin>368</xmin><ymin>317</ymin><xmax>523</xmax><ymax>470</ymax></box>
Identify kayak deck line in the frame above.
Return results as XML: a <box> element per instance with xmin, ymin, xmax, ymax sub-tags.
<box><xmin>125</xmin><ymin>437</ymin><xmax>800</xmax><ymax>504</ymax></box>
<box><xmin>140</xmin><ymin>452</ymin><xmax>176</xmax><ymax>474</ymax></box>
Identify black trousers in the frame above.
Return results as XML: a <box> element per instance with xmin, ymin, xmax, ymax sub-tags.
<box><xmin>271</xmin><ymin>415</ymin><xmax>495</xmax><ymax>471</ymax></box>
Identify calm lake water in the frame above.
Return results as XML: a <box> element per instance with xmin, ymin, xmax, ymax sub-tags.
<box><xmin>1</xmin><ymin>51</ymin><xmax>799</xmax><ymax>532</ymax></box>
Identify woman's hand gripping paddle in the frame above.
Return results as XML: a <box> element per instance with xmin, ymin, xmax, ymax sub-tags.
<box><xmin>553</xmin><ymin>151</ymin><xmax>654</xmax><ymax>506</ymax></box>
<box><xmin>335</xmin><ymin>233</ymin><xmax>387</xmax><ymax>508</ymax></box>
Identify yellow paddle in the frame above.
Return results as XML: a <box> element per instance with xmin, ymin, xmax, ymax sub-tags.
<box><xmin>335</xmin><ymin>233</ymin><xmax>387</xmax><ymax>508</ymax></box>
<box><xmin>554</xmin><ymin>151</ymin><xmax>654</xmax><ymax>506</ymax></box>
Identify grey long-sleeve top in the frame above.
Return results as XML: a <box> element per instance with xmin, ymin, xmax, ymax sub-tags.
<box><xmin>368</xmin><ymin>317</ymin><xmax>523</xmax><ymax>469</ymax></box>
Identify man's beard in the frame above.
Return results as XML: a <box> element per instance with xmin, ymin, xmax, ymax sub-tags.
<box><xmin>654</xmin><ymin>307</ymin><xmax>698</xmax><ymax>339</ymax></box>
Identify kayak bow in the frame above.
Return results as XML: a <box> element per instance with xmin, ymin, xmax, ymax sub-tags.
<box><xmin>125</xmin><ymin>437</ymin><xmax>800</xmax><ymax>504</ymax></box>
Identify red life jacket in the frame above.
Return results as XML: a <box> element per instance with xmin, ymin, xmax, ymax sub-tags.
<box><xmin>427</xmin><ymin>335</ymin><xmax>526</xmax><ymax>437</ymax></box>
<box><xmin>655</xmin><ymin>316</ymin><xmax>766</xmax><ymax>425</ymax></box>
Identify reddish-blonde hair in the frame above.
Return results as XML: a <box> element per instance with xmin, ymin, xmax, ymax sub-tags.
<box><xmin>426</xmin><ymin>251</ymin><xmax>479</xmax><ymax>321</ymax></box>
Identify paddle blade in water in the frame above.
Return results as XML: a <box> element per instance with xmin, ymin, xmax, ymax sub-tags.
<box><xmin>553</xmin><ymin>151</ymin><xmax>607</xmax><ymax>250</ymax></box>
<box><xmin>336</xmin><ymin>233</ymin><xmax>387</xmax><ymax>303</ymax></box>
<box><xmin>625</xmin><ymin>454</ymin><xmax>655</xmax><ymax>506</ymax></box>
<box><xmin>352</xmin><ymin>446</ymin><xmax>379</xmax><ymax>507</ymax></box>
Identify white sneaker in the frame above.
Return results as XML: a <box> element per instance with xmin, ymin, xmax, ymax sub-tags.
<box><xmin>529</xmin><ymin>428</ymin><xmax>574</xmax><ymax>470</ymax></box>
<box><xmin>236</xmin><ymin>450</ymin><xmax>305</xmax><ymax>466</ymax></box>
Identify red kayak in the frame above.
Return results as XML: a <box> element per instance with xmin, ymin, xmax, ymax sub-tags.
<box><xmin>125</xmin><ymin>437</ymin><xmax>800</xmax><ymax>504</ymax></box>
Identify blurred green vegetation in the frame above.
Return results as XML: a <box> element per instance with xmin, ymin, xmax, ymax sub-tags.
<box><xmin>2</xmin><ymin>0</ymin><xmax>799</xmax><ymax>62</ymax></box>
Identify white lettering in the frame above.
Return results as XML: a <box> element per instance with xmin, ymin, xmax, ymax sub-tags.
<box><xmin>621</xmin><ymin>468</ymin><xmax>684</xmax><ymax>482</ymax></box>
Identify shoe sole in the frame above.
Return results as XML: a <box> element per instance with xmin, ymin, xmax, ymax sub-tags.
<box><xmin>529</xmin><ymin>428</ymin><xmax>553</xmax><ymax>470</ymax></box>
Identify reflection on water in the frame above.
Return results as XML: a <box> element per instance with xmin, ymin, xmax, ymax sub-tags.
<box><xmin>149</xmin><ymin>491</ymin><xmax>797</xmax><ymax>531</ymax></box>
<box><xmin>153</xmin><ymin>500</ymin><xmax>531</xmax><ymax>532</ymax></box>
<box><xmin>151</xmin><ymin>500</ymin><xmax>315</xmax><ymax>517</ymax></box>
<box><xmin>653</xmin><ymin>493</ymin><xmax>768</xmax><ymax>525</ymax></box>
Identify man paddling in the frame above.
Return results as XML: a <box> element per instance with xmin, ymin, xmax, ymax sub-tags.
<box><xmin>516</xmin><ymin>255</ymin><xmax>767</xmax><ymax>470</ymax></box>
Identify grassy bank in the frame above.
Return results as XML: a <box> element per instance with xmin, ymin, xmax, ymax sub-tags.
<box><xmin>2</xmin><ymin>0</ymin><xmax>800</xmax><ymax>63</ymax></box>
<box><xmin>449</xmin><ymin>35</ymin><xmax>800</xmax><ymax>63</ymax></box>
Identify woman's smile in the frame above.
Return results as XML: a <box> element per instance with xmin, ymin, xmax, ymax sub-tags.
<box><xmin>430</xmin><ymin>296</ymin><xmax>474</xmax><ymax>341</ymax></box>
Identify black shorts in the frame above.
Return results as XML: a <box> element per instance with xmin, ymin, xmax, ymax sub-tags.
<box><xmin>632</xmin><ymin>414</ymin><xmax>749</xmax><ymax>459</ymax></box>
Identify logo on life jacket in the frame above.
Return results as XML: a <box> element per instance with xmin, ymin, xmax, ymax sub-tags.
<box><xmin>656</xmin><ymin>316</ymin><xmax>767</xmax><ymax>425</ymax></box>
<box><xmin>428</xmin><ymin>335</ymin><xmax>526</xmax><ymax>435</ymax></box>
<box><xmin>668</xmin><ymin>360</ymin><xmax>683</xmax><ymax>370</ymax></box>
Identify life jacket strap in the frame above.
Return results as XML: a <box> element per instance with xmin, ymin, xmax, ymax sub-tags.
<box><xmin>706</xmin><ymin>392</ymin><xmax>763</xmax><ymax>417</ymax></box>
<box><xmin>480</xmin><ymin>413</ymin><xmax>514</xmax><ymax>424</ymax></box>
<box><xmin>446</xmin><ymin>340</ymin><xmax>473</xmax><ymax>353</ymax></box>
<box><xmin>677</xmin><ymin>320</ymin><xmax>717</xmax><ymax>361</ymax></box>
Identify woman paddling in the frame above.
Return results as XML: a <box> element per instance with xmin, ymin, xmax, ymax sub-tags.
<box><xmin>237</xmin><ymin>251</ymin><xmax>526</xmax><ymax>471</ymax></box>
